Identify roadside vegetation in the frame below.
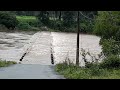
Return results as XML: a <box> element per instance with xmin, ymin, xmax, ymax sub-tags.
<box><xmin>0</xmin><ymin>60</ymin><xmax>17</xmax><ymax>67</ymax></box>
<box><xmin>55</xmin><ymin>54</ymin><xmax>120</xmax><ymax>79</ymax></box>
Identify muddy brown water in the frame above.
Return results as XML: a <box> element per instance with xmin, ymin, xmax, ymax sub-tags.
<box><xmin>0</xmin><ymin>30</ymin><xmax>101</xmax><ymax>66</ymax></box>
<box><xmin>0</xmin><ymin>30</ymin><xmax>37</xmax><ymax>62</ymax></box>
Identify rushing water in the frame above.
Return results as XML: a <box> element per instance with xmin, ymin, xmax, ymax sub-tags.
<box><xmin>0</xmin><ymin>31</ymin><xmax>101</xmax><ymax>65</ymax></box>
<box><xmin>51</xmin><ymin>32</ymin><xmax>102</xmax><ymax>66</ymax></box>
<box><xmin>0</xmin><ymin>30</ymin><xmax>36</xmax><ymax>62</ymax></box>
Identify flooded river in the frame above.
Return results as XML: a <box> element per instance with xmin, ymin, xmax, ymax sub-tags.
<box><xmin>0</xmin><ymin>30</ymin><xmax>36</xmax><ymax>62</ymax></box>
<box><xmin>52</xmin><ymin>32</ymin><xmax>102</xmax><ymax>66</ymax></box>
<box><xmin>0</xmin><ymin>30</ymin><xmax>102</xmax><ymax>65</ymax></box>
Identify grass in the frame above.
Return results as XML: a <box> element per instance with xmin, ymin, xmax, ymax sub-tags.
<box><xmin>16</xmin><ymin>16</ymin><xmax>37</xmax><ymax>21</ymax></box>
<box><xmin>0</xmin><ymin>60</ymin><xmax>17</xmax><ymax>67</ymax></box>
<box><xmin>16</xmin><ymin>15</ymin><xmax>38</xmax><ymax>26</ymax></box>
<box><xmin>55</xmin><ymin>63</ymin><xmax>120</xmax><ymax>79</ymax></box>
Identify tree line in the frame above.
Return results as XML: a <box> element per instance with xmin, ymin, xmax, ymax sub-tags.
<box><xmin>2</xmin><ymin>11</ymin><xmax>97</xmax><ymax>33</ymax></box>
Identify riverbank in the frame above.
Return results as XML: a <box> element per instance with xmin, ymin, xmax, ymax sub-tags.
<box><xmin>55</xmin><ymin>61</ymin><xmax>120</xmax><ymax>79</ymax></box>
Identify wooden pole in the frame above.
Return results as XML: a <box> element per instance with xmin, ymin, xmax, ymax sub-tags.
<box><xmin>76</xmin><ymin>11</ymin><xmax>80</xmax><ymax>66</ymax></box>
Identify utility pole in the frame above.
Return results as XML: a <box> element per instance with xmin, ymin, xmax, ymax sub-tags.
<box><xmin>59</xmin><ymin>11</ymin><xmax>61</xmax><ymax>21</ymax></box>
<box><xmin>76</xmin><ymin>11</ymin><xmax>80</xmax><ymax>66</ymax></box>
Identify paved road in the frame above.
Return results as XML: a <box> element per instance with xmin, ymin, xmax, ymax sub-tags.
<box><xmin>0</xmin><ymin>64</ymin><xmax>65</xmax><ymax>79</ymax></box>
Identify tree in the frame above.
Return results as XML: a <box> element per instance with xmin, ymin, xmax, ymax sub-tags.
<box><xmin>0</xmin><ymin>11</ymin><xmax>18</xmax><ymax>30</ymax></box>
<box><xmin>62</xmin><ymin>11</ymin><xmax>75</xmax><ymax>27</ymax></box>
<box><xmin>37</xmin><ymin>11</ymin><xmax>49</xmax><ymax>26</ymax></box>
<box><xmin>79</xmin><ymin>11</ymin><xmax>97</xmax><ymax>33</ymax></box>
<box><xmin>94</xmin><ymin>11</ymin><xmax>120</xmax><ymax>40</ymax></box>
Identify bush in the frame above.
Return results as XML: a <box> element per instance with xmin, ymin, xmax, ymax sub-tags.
<box><xmin>0</xmin><ymin>12</ymin><xmax>18</xmax><ymax>29</ymax></box>
<box><xmin>115</xmin><ymin>29</ymin><xmax>120</xmax><ymax>41</ymax></box>
<box><xmin>28</xmin><ymin>20</ymin><xmax>39</xmax><ymax>27</ymax></box>
<box><xmin>80</xmin><ymin>20</ymin><xmax>94</xmax><ymax>34</ymax></box>
<box><xmin>99</xmin><ymin>55</ymin><xmax>120</xmax><ymax>69</ymax></box>
<box><xmin>17</xmin><ymin>22</ymin><xmax>31</xmax><ymax>30</ymax></box>
<box><xmin>100</xmin><ymin>38</ymin><xmax>120</xmax><ymax>56</ymax></box>
<box><xmin>0</xmin><ymin>24</ymin><xmax>8</xmax><ymax>30</ymax></box>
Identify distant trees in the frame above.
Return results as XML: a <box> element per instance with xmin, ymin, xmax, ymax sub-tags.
<box><xmin>36</xmin><ymin>11</ymin><xmax>97</xmax><ymax>33</ymax></box>
<box><xmin>37</xmin><ymin>11</ymin><xmax>49</xmax><ymax>26</ymax></box>
<box><xmin>0</xmin><ymin>11</ymin><xmax>18</xmax><ymax>30</ymax></box>
<box><xmin>79</xmin><ymin>11</ymin><xmax>97</xmax><ymax>33</ymax></box>
<box><xmin>0</xmin><ymin>11</ymin><xmax>97</xmax><ymax>32</ymax></box>
<box><xmin>62</xmin><ymin>11</ymin><xmax>76</xmax><ymax>27</ymax></box>
<box><xmin>10</xmin><ymin>11</ymin><xmax>40</xmax><ymax>16</ymax></box>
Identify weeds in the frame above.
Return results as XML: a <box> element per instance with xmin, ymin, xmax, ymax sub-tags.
<box><xmin>55</xmin><ymin>49</ymin><xmax>120</xmax><ymax>79</ymax></box>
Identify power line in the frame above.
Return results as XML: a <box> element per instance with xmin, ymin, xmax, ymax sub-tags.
<box><xmin>79</xmin><ymin>11</ymin><xmax>120</xmax><ymax>21</ymax></box>
<box><xmin>79</xmin><ymin>11</ymin><xmax>94</xmax><ymax>20</ymax></box>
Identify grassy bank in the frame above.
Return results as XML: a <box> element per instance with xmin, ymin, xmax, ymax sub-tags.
<box><xmin>55</xmin><ymin>63</ymin><xmax>120</xmax><ymax>79</ymax></box>
<box><xmin>0</xmin><ymin>60</ymin><xmax>17</xmax><ymax>67</ymax></box>
<box><xmin>16</xmin><ymin>16</ymin><xmax>41</xmax><ymax>31</ymax></box>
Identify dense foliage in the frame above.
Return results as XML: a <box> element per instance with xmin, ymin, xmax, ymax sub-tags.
<box><xmin>0</xmin><ymin>12</ymin><xmax>18</xmax><ymax>30</ymax></box>
<box><xmin>93</xmin><ymin>11</ymin><xmax>120</xmax><ymax>56</ymax></box>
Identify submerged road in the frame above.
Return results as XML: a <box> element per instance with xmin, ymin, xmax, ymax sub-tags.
<box><xmin>21</xmin><ymin>31</ymin><xmax>52</xmax><ymax>65</ymax></box>
<box><xmin>0</xmin><ymin>30</ymin><xmax>101</xmax><ymax>79</ymax></box>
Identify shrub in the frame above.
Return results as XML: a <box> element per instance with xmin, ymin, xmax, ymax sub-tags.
<box><xmin>99</xmin><ymin>55</ymin><xmax>120</xmax><ymax>69</ymax></box>
<box><xmin>115</xmin><ymin>29</ymin><xmax>120</xmax><ymax>41</ymax></box>
<box><xmin>100</xmin><ymin>38</ymin><xmax>120</xmax><ymax>56</ymax></box>
<box><xmin>28</xmin><ymin>20</ymin><xmax>39</xmax><ymax>27</ymax></box>
<box><xmin>17</xmin><ymin>22</ymin><xmax>31</xmax><ymax>30</ymax></box>
<box><xmin>0</xmin><ymin>24</ymin><xmax>8</xmax><ymax>30</ymax></box>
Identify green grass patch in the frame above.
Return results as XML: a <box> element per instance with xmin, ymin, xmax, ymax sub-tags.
<box><xmin>16</xmin><ymin>16</ymin><xmax>37</xmax><ymax>21</ymax></box>
<box><xmin>16</xmin><ymin>15</ymin><xmax>42</xmax><ymax>31</ymax></box>
<box><xmin>16</xmin><ymin>16</ymin><xmax>38</xmax><ymax>25</ymax></box>
<box><xmin>55</xmin><ymin>63</ymin><xmax>120</xmax><ymax>79</ymax></box>
<box><xmin>0</xmin><ymin>60</ymin><xmax>17</xmax><ymax>67</ymax></box>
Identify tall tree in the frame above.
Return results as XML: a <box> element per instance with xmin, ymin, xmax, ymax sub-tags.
<box><xmin>94</xmin><ymin>11</ymin><xmax>120</xmax><ymax>40</ymax></box>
